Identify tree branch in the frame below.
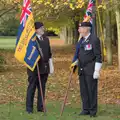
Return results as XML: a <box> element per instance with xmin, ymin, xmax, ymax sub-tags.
<box><xmin>0</xmin><ymin>5</ymin><xmax>17</xmax><ymax>18</ymax></box>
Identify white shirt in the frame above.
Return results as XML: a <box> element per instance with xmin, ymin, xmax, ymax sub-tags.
<box><xmin>36</xmin><ymin>34</ymin><xmax>41</xmax><ymax>39</ymax></box>
<box><xmin>36</xmin><ymin>34</ymin><xmax>43</xmax><ymax>41</ymax></box>
<box><xmin>84</xmin><ymin>33</ymin><xmax>91</xmax><ymax>41</ymax></box>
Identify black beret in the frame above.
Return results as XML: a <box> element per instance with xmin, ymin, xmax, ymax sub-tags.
<box><xmin>79</xmin><ymin>22</ymin><xmax>92</xmax><ymax>27</ymax></box>
<box><xmin>34</xmin><ymin>22</ymin><xmax>44</xmax><ymax>29</ymax></box>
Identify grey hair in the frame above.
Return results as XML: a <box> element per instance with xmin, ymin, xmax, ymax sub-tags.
<box><xmin>87</xmin><ymin>27</ymin><xmax>91</xmax><ymax>31</ymax></box>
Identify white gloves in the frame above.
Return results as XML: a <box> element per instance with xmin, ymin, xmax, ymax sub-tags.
<box><xmin>49</xmin><ymin>58</ymin><xmax>54</xmax><ymax>74</ymax></box>
<box><xmin>93</xmin><ymin>62</ymin><xmax>102</xmax><ymax>79</ymax></box>
<box><xmin>93</xmin><ymin>71</ymin><xmax>100</xmax><ymax>79</ymax></box>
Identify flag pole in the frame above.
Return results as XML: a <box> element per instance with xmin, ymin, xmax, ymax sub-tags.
<box><xmin>92</xmin><ymin>0</ymin><xmax>97</xmax><ymax>35</ymax></box>
<box><xmin>37</xmin><ymin>64</ymin><xmax>46</xmax><ymax>114</ymax></box>
<box><xmin>36</xmin><ymin>39</ymin><xmax>47</xmax><ymax>114</ymax></box>
<box><xmin>60</xmin><ymin>71</ymin><xmax>73</xmax><ymax>116</ymax></box>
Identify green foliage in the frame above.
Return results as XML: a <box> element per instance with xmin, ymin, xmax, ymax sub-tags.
<box><xmin>0</xmin><ymin>55</ymin><xmax>5</xmax><ymax>72</ymax></box>
<box><xmin>31</xmin><ymin>0</ymin><xmax>85</xmax><ymax>29</ymax></box>
<box><xmin>47</xmin><ymin>27</ymin><xmax>60</xmax><ymax>35</ymax></box>
<box><xmin>0</xmin><ymin>0</ymin><xmax>19</xmax><ymax>36</ymax></box>
<box><xmin>0</xmin><ymin>0</ymin><xmax>86</xmax><ymax>35</ymax></box>
<box><xmin>0</xmin><ymin>56</ymin><xmax>5</xmax><ymax>64</ymax></box>
<box><xmin>0</xmin><ymin>17</ymin><xmax>19</xmax><ymax>36</ymax></box>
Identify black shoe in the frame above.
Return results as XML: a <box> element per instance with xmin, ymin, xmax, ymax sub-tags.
<box><xmin>90</xmin><ymin>114</ymin><xmax>96</xmax><ymax>117</ymax></box>
<box><xmin>79</xmin><ymin>111</ymin><xmax>90</xmax><ymax>115</ymax></box>
<box><xmin>38</xmin><ymin>109</ymin><xmax>44</xmax><ymax>112</ymax></box>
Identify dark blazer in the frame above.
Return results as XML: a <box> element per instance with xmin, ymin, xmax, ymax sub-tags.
<box><xmin>27</xmin><ymin>35</ymin><xmax>52</xmax><ymax>76</ymax></box>
<box><xmin>73</xmin><ymin>34</ymin><xmax>102</xmax><ymax>76</ymax></box>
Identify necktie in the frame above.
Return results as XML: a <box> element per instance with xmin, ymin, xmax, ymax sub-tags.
<box><xmin>39</xmin><ymin>36</ymin><xmax>43</xmax><ymax>41</ymax></box>
<box><xmin>82</xmin><ymin>37</ymin><xmax>85</xmax><ymax>44</ymax></box>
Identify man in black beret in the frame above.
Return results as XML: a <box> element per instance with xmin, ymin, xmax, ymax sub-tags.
<box><xmin>70</xmin><ymin>22</ymin><xmax>102</xmax><ymax>117</ymax></box>
<box><xmin>26</xmin><ymin>22</ymin><xmax>54</xmax><ymax>113</ymax></box>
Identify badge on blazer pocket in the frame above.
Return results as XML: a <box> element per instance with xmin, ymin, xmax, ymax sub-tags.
<box><xmin>84</xmin><ymin>44</ymin><xmax>92</xmax><ymax>50</ymax></box>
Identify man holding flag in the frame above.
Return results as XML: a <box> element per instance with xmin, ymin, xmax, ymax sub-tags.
<box><xmin>70</xmin><ymin>0</ymin><xmax>102</xmax><ymax>117</ymax></box>
<box><xmin>26</xmin><ymin>22</ymin><xmax>54</xmax><ymax>113</ymax></box>
<box><xmin>14</xmin><ymin>0</ymin><xmax>54</xmax><ymax>114</ymax></box>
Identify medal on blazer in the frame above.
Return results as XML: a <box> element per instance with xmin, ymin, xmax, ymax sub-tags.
<box><xmin>84</xmin><ymin>44</ymin><xmax>92</xmax><ymax>50</ymax></box>
<box><xmin>86</xmin><ymin>39</ymin><xmax>89</xmax><ymax>43</ymax></box>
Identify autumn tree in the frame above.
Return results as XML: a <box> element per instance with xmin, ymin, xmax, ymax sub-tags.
<box><xmin>113</xmin><ymin>0</ymin><xmax>120</xmax><ymax>69</ymax></box>
<box><xmin>31</xmin><ymin>0</ymin><xmax>85</xmax><ymax>44</ymax></box>
<box><xmin>0</xmin><ymin>0</ymin><xmax>20</xmax><ymax>35</ymax></box>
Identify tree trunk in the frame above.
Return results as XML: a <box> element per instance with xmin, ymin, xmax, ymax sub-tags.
<box><xmin>67</xmin><ymin>26</ymin><xmax>74</xmax><ymax>44</ymax></box>
<box><xmin>60</xmin><ymin>26</ymin><xmax>68</xmax><ymax>43</ymax></box>
<box><xmin>106</xmin><ymin>11</ymin><xmax>113</xmax><ymax>65</ymax></box>
<box><xmin>73</xmin><ymin>20</ymin><xmax>79</xmax><ymax>44</ymax></box>
<box><xmin>112</xmin><ymin>24</ymin><xmax>117</xmax><ymax>47</ymax></box>
<box><xmin>60</xmin><ymin>26</ymin><xmax>75</xmax><ymax>44</ymax></box>
<box><xmin>115</xmin><ymin>7</ymin><xmax>120</xmax><ymax>70</ymax></box>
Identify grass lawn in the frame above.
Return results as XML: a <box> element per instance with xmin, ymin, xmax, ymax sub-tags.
<box><xmin>0</xmin><ymin>36</ymin><xmax>60</xmax><ymax>49</ymax></box>
<box><xmin>0</xmin><ymin>36</ymin><xmax>16</xmax><ymax>49</ymax></box>
<box><xmin>0</xmin><ymin>102</ymin><xmax>120</xmax><ymax>120</ymax></box>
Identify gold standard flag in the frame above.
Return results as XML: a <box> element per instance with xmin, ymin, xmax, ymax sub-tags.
<box><xmin>14</xmin><ymin>0</ymin><xmax>40</xmax><ymax>71</ymax></box>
